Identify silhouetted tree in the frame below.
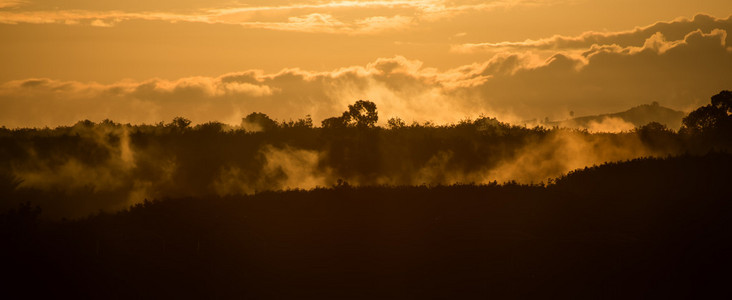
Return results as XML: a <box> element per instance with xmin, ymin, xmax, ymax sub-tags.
<box><xmin>101</xmin><ymin>119</ymin><xmax>120</xmax><ymax>127</ymax></box>
<box><xmin>681</xmin><ymin>90</ymin><xmax>732</xmax><ymax>134</ymax></box>
<box><xmin>242</xmin><ymin>112</ymin><xmax>278</xmax><ymax>131</ymax></box>
<box><xmin>75</xmin><ymin>119</ymin><xmax>95</xmax><ymax>128</ymax></box>
<box><xmin>387</xmin><ymin>117</ymin><xmax>406</xmax><ymax>129</ymax></box>
<box><xmin>635</xmin><ymin>122</ymin><xmax>679</xmax><ymax>151</ymax></box>
<box><xmin>195</xmin><ymin>121</ymin><xmax>226</xmax><ymax>134</ymax></box>
<box><xmin>637</xmin><ymin>122</ymin><xmax>669</xmax><ymax>133</ymax></box>
<box><xmin>682</xmin><ymin>105</ymin><xmax>727</xmax><ymax>133</ymax></box>
<box><xmin>321</xmin><ymin>116</ymin><xmax>347</xmax><ymax>129</ymax></box>
<box><xmin>344</xmin><ymin>100</ymin><xmax>378</xmax><ymax>128</ymax></box>
<box><xmin>170</xmin><ymin>117</ymin><xmax>192</xmax><ymax>129</ymax></box>
<box><xmin>711</xmin><ymin>90</ymin><xmax>732</xmax><ymax>113</ymax></box>
<box><xmin>282</xmin><ymin>115</ymin><xmax>313</xmax><ymax>128</ymax></box>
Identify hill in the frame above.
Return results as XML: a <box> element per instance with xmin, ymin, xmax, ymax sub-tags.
<box><xmin>3</xmin><ymin>153</ymin><xmax>731</xmax><ymax>298</ymax></box>
<box><xmin>549</xmin><ymin>102</ymin><xmax>686</xmax><ymax>131</ymax></box>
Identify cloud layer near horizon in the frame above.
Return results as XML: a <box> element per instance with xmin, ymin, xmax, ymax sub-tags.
<box><xmin>1</xmin><ymin>14</ymin><xmax>731</xmax><ymax>128</ymax></box>
<box><xmin>454</xmin><ymin>14</ymin><xmax>732</xmax><ymax>53</ymax></box>
<box><xmin>0</xmin><ymin>0</ymin><xmax>557</xmax><ymax>34</ymax></box>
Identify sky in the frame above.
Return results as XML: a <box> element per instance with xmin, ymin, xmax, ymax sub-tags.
<box><xmin>0</xmin><ymin>0</ymin><xmax>731</xmax><ymax>127</ymax></box>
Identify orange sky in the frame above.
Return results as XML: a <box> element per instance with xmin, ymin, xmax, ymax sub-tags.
<box><xmin>0</xmin><ymin>0</ymin><xmax>731</xmax><ymax>127</ymax></box>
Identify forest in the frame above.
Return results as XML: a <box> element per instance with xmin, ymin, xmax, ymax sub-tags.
<box><xmin>1</xmin><ymin>91</ymin><xmax>732</xmax><ymax>298</ymax></box>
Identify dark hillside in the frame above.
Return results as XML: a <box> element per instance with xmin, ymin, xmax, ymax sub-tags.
<box><xmin>3</xmin><ymin>153</ymin><xmax>731</xmax><ymax>299</ymax></box>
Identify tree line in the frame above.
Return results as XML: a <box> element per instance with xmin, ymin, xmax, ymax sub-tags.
<box><xmin>0</xmin><ymin>91</ymin><xmax>730</xmax><ymax>218</ymax></box>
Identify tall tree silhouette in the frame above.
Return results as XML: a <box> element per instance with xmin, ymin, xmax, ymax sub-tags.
<box><xmin>321</xmin><ymin>115</ymin><xmax>348</xmax><ymax>129</ymax></box>
<box><xmin>242</xmin><ymin>112</ymin><xmax>278</xmax><ymax>131</ymax></box>
<box><xmin>344</xmin><ymin>100</ymin><xmax>378</xmax><ymax>128</ymax></box>
<box><xmin>682</xmin><ymin>90</ymin><xmax>732</xmax><ymax>134</ymax></box>
<box><xmin>711</xmin><ymin>90</ymin><xmax>732</xmax><ymax>113</ymax></box>
<box><xmin>169</xmin><ymin>117</ymin><xmax>192</xmax><ymax>130</ymax></box>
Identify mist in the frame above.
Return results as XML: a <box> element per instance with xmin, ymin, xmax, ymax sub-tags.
<box><xmin>0</xmin><ymin>115</ymin><xmax>688</xmax><ymax>218</ymax></box>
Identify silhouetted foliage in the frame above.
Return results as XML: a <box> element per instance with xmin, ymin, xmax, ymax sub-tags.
<box><xmin>682</xmin><ymin>90</ymin><xmax>732</xmax><ymax>134</ymax></box>
<box><xmin>195</xmin><ymin>121</ymin><xmax>227</xmax><ymax>134</ymax></box>
<box><xmin>321</xmin><ymin>116</ymin><xmax>348</xmax><ymax>129</ymax></box>
<box><xmin>682</xmin><ymin>105</ymin><xmax>728</xmax><ymax>133</ymax></box>
<box><xmin>634</xmin><ymin>121</ymin><xmax>680</xmax><ymax>151</ymax></box>
<box><xmin>280</xmin><ymin>115</ymin><xmax>314</xmax><ymax>129</ymax></box>
<box><xmin>711</xmin><ymin>90</ymin><xmax>732</xmax><ymax>112</ymax></box>
<box><xmin>386</xmin><ymin>117</ymin><xmax>406</xmax><ymax>129</ymax></box>
<box><xmin>321</xmin><ymin>100</ymin><xmax>378</xmax><ymax>129</ymax></box>
<box><xmin>344</xmin><ymin>99</ymin><xmax>378</xmax><ymax>128</ymax></box>
<box><xmin>170</xmin><ymin>117</ymin><xmax>192</xmax><ymax>129</ymax></box>
<box><xmin>0</xmin><ymin>91</ymin><xmax>730</xmax><ymax>219</ymax></box>
<box><xmin>242</xmin><ymin>112</ymin><xmax>278</xmax><ymax>132</ymax></box>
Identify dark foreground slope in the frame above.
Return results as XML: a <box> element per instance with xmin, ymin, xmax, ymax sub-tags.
<box><xmin>3</xmin><ymin>153</ymin><xmax>732</xmax><ymax>299</ymax></box>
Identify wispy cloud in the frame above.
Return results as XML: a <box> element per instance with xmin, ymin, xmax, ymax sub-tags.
<box><xmin>453</xmin><ymin>14</ymin><xmax>732</xmax><ymax>52</ymax></box>
<box><xmin>0</xmin><ymin>0</ymin><xmax>558</xmax><ymax>34</ymax></box>
<box><xmin>0</xmin><ymin>0</ymin><xmax>26</xmax><ymax>9</ymax></box>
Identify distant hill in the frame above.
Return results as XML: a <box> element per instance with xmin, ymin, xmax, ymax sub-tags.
<box><xmin>548</xmin><ymin>102</ymin><xmax>686</xmax><ymax>130</ymax></box>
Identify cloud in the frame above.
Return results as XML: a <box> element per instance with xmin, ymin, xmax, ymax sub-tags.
<box><xmin>0</xmin><ymin>0</ymin><xmax>25</xmax><ymax>9</ymax></box>
<box><xmin>1</xmin><ymin>23</ymin><xmax>731</xmax><ymax>128</ymax></box>
<box><xmin>0</xmin><ymin>0</ymin><xmax>556</xmax><ymax>34</ymax></box>
<box><xmin>90</xmin><ymin>19</ymin><xmax>115</xmax><ymax>27</ymax></box>
<box><xmin>462</xmin><ymin>28</ymin><xmax>732</xmax><ymax>120</ymax></box>
<box><xmin>354</xmin><ymin>15</ymin><xmax>413</xmax><ymax>33</ymax></box>
<box><xmin>453</xmin><ymin>14</ymin><xmax>732</xmax><ymax>53</ymax></box>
